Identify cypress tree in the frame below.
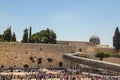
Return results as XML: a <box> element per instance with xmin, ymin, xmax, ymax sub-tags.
<box><xmin>12</xmin><ymin>32</ymin><xmax>16</xmax><ymax>42</ymax></box>
<box><xmin>29</xmin><ymin>27</ymin><xmax>32</xmax><ymax>43</ymax></box>
<box><xmin>113</xmin><ymin>27</ymin><xmax>120</xmax><ymax>52</ymax></box>
<box><xmin>3</xmin><ymin>27</ymin><xmax>12</xmax><ymax>42</ymax></box>
<box><xmin>22</xmin><ymin>28</ymin><xmax>29</xmax><ymax>43</ymax></box>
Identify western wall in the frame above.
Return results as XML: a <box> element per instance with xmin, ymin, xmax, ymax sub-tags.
<box><xmin>0</xmin><ymin>41</ymin><xmax>115</xmax><ymax>68</ymax></box>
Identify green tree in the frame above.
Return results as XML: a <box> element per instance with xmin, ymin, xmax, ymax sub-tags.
<box><xmin>12</xmin><ymin>32</ymin><xmax>16</xmax><ymax>42</ymax></box>
<box><xmin>49</xmin><ymin>29</ymin><xmax>56</xmax><ymax>43</ymax></box>
<box><xmin>29</xmin><ymin>27</ymin><xmax>32</xmax><ymax>43</ymax></box>
<box><xmin>31</xmin><ymin>28</ymin><xmax>56</xmax><ymax>44</ymax></box>
<box><xmin>22</xmin><ymin>28</ymin><xmax>28</xmax><ymax>43</ymax></box>
<box><xmin>95</xmin><ymin>52</ymin><xmax>110</xmax><ymax>61</ymax></box>
<box><xmin>3</xmin><ymin>27</ymin><xmax>12</xmax><ymax>42</ymax></box>
<box><xmin>113</xmin><ymin>27</ymin><xmax>120</xmax><ymax>52</ymax></box>
<box><xmin>0</xmin><ymin>34</ymin><xmax>3</xmax><ymax>39</ymax></box>
<box><xmin>0</xmin><ymin>34</ymin><xmax>3</xmax><ymax>41</ymax></box>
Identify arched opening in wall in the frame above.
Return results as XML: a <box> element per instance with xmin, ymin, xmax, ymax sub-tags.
<box><xmin>79</xmin><ymin>48</ymin><xmax>82</xmax><ymax>52</ymax></box>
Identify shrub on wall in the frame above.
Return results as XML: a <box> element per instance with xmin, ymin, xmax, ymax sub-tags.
<box><xmin>29</xmin><ymin>56</ymin><xmax>34</xmax><ymax>63</ymax></box>
<box><xmin>95</xmin><ymin>52</ymin><xmax>110</xmax><ymax>61</ymax></box>
<box><xmin>23</xmin><ymin>64</ymin><xmax>29</xmax><ymax>68</ymax></box>
<box><xmin>37</xmin><ymin>58</ymin><xmax>42</xmax><ymax>64</ymax></box>
<box><xmin>59</xmin><ymin>62</ymin><xmax>63</xmax><ymax>68</ymax></box>
<box><xmin>47</xmin><ymin>58</ymin><xmax>53</xmax><ymax>68</ymax></box>
<box><xmin>0</xmin><ymin>65</ymin><xmax>5</xmax><ymax>71</ymax></box>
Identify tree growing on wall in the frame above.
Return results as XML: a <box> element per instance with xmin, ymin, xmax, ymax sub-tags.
<box><xmin>29</xmin><ymin>56</ymin><xmax>35</xmax><ymax>68</ymax></box>
<box><xmin>0</xmin><ymin>65</ymin><xmax>5</xmax><ymax>71</ymax></box>
<box><xmin>47</xmin><ymin>58</ymin><xmax>53</xmax><ymax>68</ymax></box>
<box><xmin>22</xmin><ymin>28</ymin><xmax>29</xmax><ymax>43</ymax></box>
<box><xmin>95</xmin><ymin>52</ymin><xmax>110</xmax><ymax>61</ymax></box>
<box><xmin>59</xmin><ymin>62</ymin><xmax>63</xmax><ymax>68</ymax></box>
<box><xmin>29</xmin><ymin>56</ymin><xmax>34</xmax><ymax>63</ymax></box>
<box><xmin>113</xmin><ymin>27</ymin><xmax>120</xmax><ymax>52</ymax></box>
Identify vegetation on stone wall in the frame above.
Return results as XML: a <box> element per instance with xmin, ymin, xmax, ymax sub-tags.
<box><xmin>37</xmin><ymin>58</ymin><xmax>42</xmax><ymax>67</ymax></box>
<box><xmin>47</xmin><ymin>58</ymin><xmax>53</xmax><ymax>68</ymax></box>
<box><xmin>0</xmin><ymin>42</ymin><xmax>73</xmax><ymax>68</ymax></box>
<box><xmin>23</xmin><ymin>64</ymin><xmax>29</xmax><ymax>69</ymax></box>
<box><xmin>0</xmin><ymin>65</ymin><xmax>5</xmax><ymax>71</ymax></box>
<box><xmin>95</xmin><ymin>52</ymin><xmax>110</xmax><ymax>61</ymax></box>
<box><xmin>58</xmin><ymin>62</ymin><xmax>63</xmax><ymax>68</ymax></box>
<box><xmin>29</xmin><ymin>56</ymin><xmax>35</xmax><ymax>63</ymax></box>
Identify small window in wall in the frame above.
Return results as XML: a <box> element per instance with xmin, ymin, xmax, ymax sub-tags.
<box><xmin>79</xmin><ymin>48</ymin><xmax>82</xmax><ymax>52</ymax></box>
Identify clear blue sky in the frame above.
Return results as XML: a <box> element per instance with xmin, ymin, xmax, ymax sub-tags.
<box><xmin>0</xmin><ymin>0</ymin><xmax>120</xmax><ymax>46</ymax></box>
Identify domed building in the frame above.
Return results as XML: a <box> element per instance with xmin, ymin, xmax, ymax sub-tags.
<box><xmin>89</xmin><ymin>34</ymin><xmax>100</xmax><ymax>45</ymax></box>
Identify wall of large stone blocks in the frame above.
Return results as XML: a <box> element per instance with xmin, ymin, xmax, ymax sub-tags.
<box><xmin>94</xmin><ymin>47</ymin><xmax>115</xmax><ymax>53</ymax></box>
<box><xmin>68</xmin><ymin>42</ymin><xmax>93</xmax><ymax>53</ymax></box>
<box><xmin>0</xmin><ymin>42</ymin><xmax>74</xmax><ymax>68</ymax></box>
<box><xmin>0</xmin><ymin>42</ymin><xmax>115</xmax><ymax>69</ymax></box>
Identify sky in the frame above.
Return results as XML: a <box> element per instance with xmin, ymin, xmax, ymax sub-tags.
<box><xmin>0</xmin><ymin>0</ymin><xmax>120</xmax><ymax>46</ymax></box>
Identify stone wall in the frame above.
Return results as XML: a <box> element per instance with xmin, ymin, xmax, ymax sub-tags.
<box><xmin>0</xmin><ymin>42</ymin><xmax>74</xmax><ymax>68</ymax></box>
<box><xmin>94</xmin><ymin>47</ymin><xmax>115</xmax><ymax>53</ymax></box>
<box><xmin>67</xmin><ymin>41</ymin><xmax>94</xmax><ymax>53</ymax></box>
<box><xmin>57</xmin><ymin>41</ymin><xmax>93</xmax><ymax>55</ymax></box>
<box><xmin>0</xmin><ymin>41</ymin><xmax>115</xmax><ymax>68</ymax></box>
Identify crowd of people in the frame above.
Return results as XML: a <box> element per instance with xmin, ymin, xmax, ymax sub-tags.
<box><xmin>0</xmin><ymin>68</ymin><xmax>120</xmax><ymax>80</ymax></box>
<box><xmin>0</xmin><ymin>73</ymin><xmax>88</xmax><ymax>80</ymax></box>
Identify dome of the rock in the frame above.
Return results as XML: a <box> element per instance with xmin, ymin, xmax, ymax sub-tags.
<box><xmin>89</xmin><ymin>34</ymin><xmax>100</xmax><ymax>44</ymax></box>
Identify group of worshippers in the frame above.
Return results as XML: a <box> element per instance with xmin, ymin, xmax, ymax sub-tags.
<box><xmin>0</xmin><ymin>68</ymin><xmax>119</xmax><ymax>80</ymax></box>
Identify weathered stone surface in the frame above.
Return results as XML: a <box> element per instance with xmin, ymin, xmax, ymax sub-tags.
<box><xmin>0</xmin><ymin>42</ymin><xmax>74</xmax><ymax>68</ymax></box>
<box><xmin>0</xmin><ymin>41</ymin><xmax>117</xmax><ymax>69</ymax></box>
<box><xmin>63</xmin><ymin>53</ymin><xmax>120</xmax><ymax>72</ymax></box>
